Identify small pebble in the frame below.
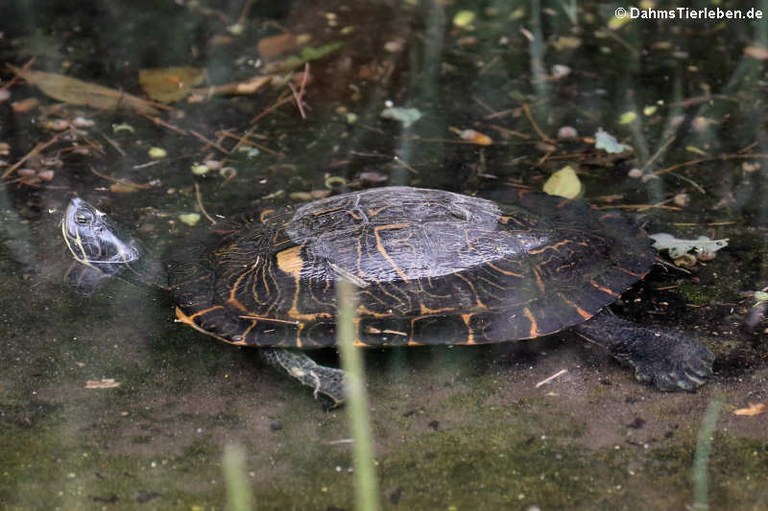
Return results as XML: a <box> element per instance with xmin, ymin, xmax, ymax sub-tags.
<box><xmin>672</xmin><ymin>193</ymin><xmax>690</xmax><ymax>208</ymax></box>
<box><xmin>359</xmin><ymin>171</ymin><xmax>388</xmax><ymax>185</ymax></box>
<box><xmin>557</xmin><ymin>126</ymin><xmax>578</xmax><ymax>139</ymax></box>
<box><xmin>551</xmin><ymin>64</ymin><xmax>571</xmax><ymax>79</ymax></box>
<box><xmin>289</xmin><ymin>191</ymin><xmax>313</xmax><ymax>201</ymax></box>
<box><xmin>46</xmin><ymin>119</ymin><xmax>70</xmax><ymax>131</ymax></box>
<box><xmin>38</xmin><ymin>170</ymin><xmax>55</xmax><ymax>181</ymax></box>
<box><xmin>72</xmin><ymin>116</ymin><xmax>95</xmax><ymax>128</ymax></box>
<box><xmin>203</xmin><ymin>159</ymin><xmax>222</xmax><ymax>170</ymax></box>
<box><xmin>309</xmin><ymin>189</ymin><xmax>331</xmax><ymax>199</ymax></box>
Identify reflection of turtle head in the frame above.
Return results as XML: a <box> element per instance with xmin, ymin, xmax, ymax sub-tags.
<box><xmin>61</xmin><ymin>198</ymin><xmax>162</xmax><ymax>293</ymax></box>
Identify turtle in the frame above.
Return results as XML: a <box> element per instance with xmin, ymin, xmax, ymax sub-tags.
<box><xmin>61</xmin><ymin>186</ymin><xmax>715</xmax><ymax>406</ymax></box>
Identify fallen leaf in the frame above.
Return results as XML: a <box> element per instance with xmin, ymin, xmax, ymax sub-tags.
<box><xmin>543</xmin><ymin>165</ymin><xmax>583</xmax><ymax>199</ymax></box>
<box><xmin>262</xmin><ymin>42</ymin><xmax>343</xmax><ymax>73</ymax></box>
<box><xmin>257</xmin><ymin>33</ymin><xmax>301</xmax><ymax>59</ymax></box>
<box><xmin>110</xmin><ymin>180</ymin><xmax>152</xmax><ymax>193</ymax></box>
<box><xmin>10</xmin><ymin>65</ymin><xmax>162</xmax><ymax>115</ymax></box>
<box><xmin>139</xmin><ymin>66</ymin><xmax>205</xmax><ymax>103</ymax></box>
<box><xmin>733</xmin><ymin>402</ymin><xmax>766</xmax><ymax>416</ymax></box>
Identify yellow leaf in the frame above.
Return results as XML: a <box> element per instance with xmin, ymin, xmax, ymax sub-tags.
<box><xmin>543</xmin><ymin>165</ymin><xmax>583</xmax><ymax>199</ymax></box>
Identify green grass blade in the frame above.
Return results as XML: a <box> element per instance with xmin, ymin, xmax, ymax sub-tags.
<box><xmin>336</xmin><ymin>279</ymin><xmax>381</xmax><ymax>511</ymax></box>
<box><xmin>692</xmin><ymin>397</ymin><xmax>723</xmax><ymax>511</ymax></box>
<box><xmin>223</xmin><ymin>442</ymin><xmax>253</xmax><ymax>511</ymax></box>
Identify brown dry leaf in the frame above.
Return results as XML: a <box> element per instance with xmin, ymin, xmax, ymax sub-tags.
<box><xmin>257</xmin><ymin>33</ymin><xmax>301</xmax><ymax>59</ymax></box>
<box><xmin>139</xmin><ymin>66</ymin><xmax>205</xmax><ymax>103</ymax></box>
<box><xmin>733</xmin><ymin>402</ymin><xmax>766</xmax><ymax>416</ymax></box>
<box><xmin>190</xmin><ymin>75</ymin><xmax>274</xmax><ymax>97</ymax></box>
<box><xmin>109</xmin><ymin>180</ymin><xmax>153</xmax><ymax>193</ymax></box>
<box><xmin>9</xmin><ymin>65</ymin><xmax>161</xmax><ymax>115</ymax></box>
<box><xmin>85</xmin><ymin>378</ymin><xmax>121</xmax><ymax>389</ymax></box>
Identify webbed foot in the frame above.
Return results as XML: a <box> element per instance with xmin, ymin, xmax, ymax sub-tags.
<box><xmin>628</xmin><ymin>332</ymin><xmax>715</xmax><ymax>391</ymax></box>
<box><xmin>574</xmin><ymin>310</ymin><xmax>715</xmax><ymax>391</ymax></box>
<box><xmin>260</xmin><ymin>348</ymin><xmax>346</xmax><ymax>407</ymax></box>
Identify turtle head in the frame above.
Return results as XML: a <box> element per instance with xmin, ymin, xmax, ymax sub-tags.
<box><xmin>62</xmin><ymin>198</ymin><xmax>160</xmax><ymax>293</ymax></box>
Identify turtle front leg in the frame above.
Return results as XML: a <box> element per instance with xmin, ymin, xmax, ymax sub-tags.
<box><xmin>573</xmin><ymin>310</ymin><xmax>715</xmax><ymax>391</ymax></box>
<box><xmin>260</xmin><ymin>348</ymin><xmax>346</xmax><ymax>408</ymax></box>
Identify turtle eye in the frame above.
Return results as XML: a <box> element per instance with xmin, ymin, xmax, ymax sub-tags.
<box><xmin>75</xmin><ymin>209</ymin><xmax>94</xmax><ymax>225</ymax></box>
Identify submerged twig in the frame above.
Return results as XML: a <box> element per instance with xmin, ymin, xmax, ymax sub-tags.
<box><xmin>194</xmin><ymin>183</ymin><xmax>216</xmax><ymax>225</ymax></box>
<box><xmin>535</xmin><ymin>369</ymin><xmax>568</xmax><ymax>388</ymax></box>
<box><xmin>288</xmin><ymin>63</ymin><xmax>310</xmax><ymax>120</ymax></box>
<box><xmin>654</xmin><ymin>153</ymin><xmax>768</xmax><ymax>176</ymax></box>
<box><xmin>522</xmin><ymin>102</ymin><xmax>553</xmax><ymax>142</ymax></box>
<box><xmin>2</xmin><ymin>132</ymin><xmax>65</xmax><ymax>179</ymax></box>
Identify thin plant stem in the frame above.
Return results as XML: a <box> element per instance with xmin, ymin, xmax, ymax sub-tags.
<box><xmin>223</xmin><ymin>443</ymin><xmax>253</xmax><ymax>511</ymax></box>
<box><xmin>692</xmin><ymin>397</ymin><xmax>723</xmax><ymax>511</ymax></box>
<box><xmin>336</xmin><ymin>279</ymin><xmax>381</xmax><ymax>511</ymax></box>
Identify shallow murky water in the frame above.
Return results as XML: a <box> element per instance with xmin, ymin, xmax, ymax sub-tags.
<box><xmin>1</xmin><ymin>1</ymin><xmax>767</xmax><ymax>510</ymax></box>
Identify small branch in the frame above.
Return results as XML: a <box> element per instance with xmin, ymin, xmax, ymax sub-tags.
<box><xmin>195</xmin><ymin>183</ymin><xmax>216</xmax><ymax>225</ymax></box>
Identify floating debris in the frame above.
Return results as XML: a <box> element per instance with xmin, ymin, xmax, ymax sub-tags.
<box><xmin>179</xmin><ymin>213</ymin><xmax>202</xmax><ymax>227</ymax></box>
<box><xmin>112</xmin><ymin>123</ymin><xmax>135</xmax><ymax>134</ymax></box>
<box><xmin>733</xmin><ymin>403</ymin><xmax>766</xmax><ymax>416</ymax></box>
<box><xmin>450</xmin><ymin>128</ymin><xmax>493</xmax><ymax>146</ymax></box>
<box><xmin>380</xmin><ymin>107</ymin><xmax>422</xmax><ymax>128</ymax></box>
<box><xmin>594</xmin><ymin>128</ymin><xmax>629</xmax><ymax>154</ymax></box>
<box><xmin>619</xmin><ymin>111</ymin><xmax>637</xmax><ymax>124</ymax></box>
<box><xmin>649</xmin><ymin>233</ymin><xmax>728</xmax><ymax>262</ymax></box>
<box><xmin>148</xmin><ymin>147</ymin><xmax>167</xmax><ymax>159</ymax></box>
<box><xmin>453</xmin><ymin>10</ymin><xmax>476</xmax><ymax>29</ymax></box>
<box><xmin>191</xmin><ymin>163</ymin><xmax>210</xmax><ymax>176</ymax></box>
<box><xmin>85</xmin><ymin>379</ymin><xmax>121</xmax><ymax>389</ymax></box>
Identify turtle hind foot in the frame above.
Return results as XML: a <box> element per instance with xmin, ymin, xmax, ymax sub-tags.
<box><xmin>260</xmin><ymin>348</ymin><xmax>346</xmax><ymax>408</ymax></box>
<box><xmin>629</xmin><ymin>334</ymin><xmax>715</xmax><ymax>392</ymax></box>
<box><xmin>575</xmin><ymin>311</ymin><xmax>715</xmax><ymax>392</ymax></box>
